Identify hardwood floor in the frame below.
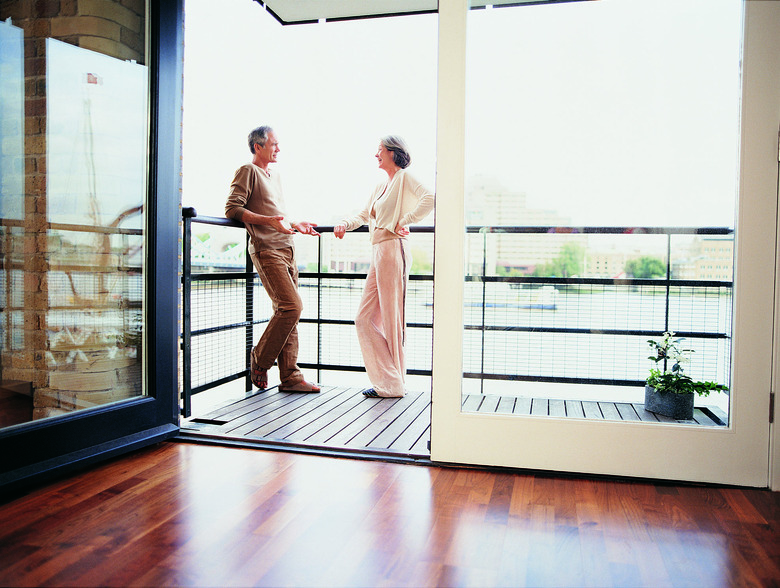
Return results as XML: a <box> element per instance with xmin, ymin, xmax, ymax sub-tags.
<box><xmin>0</xmin><ymin>441</ymin><xmax>778</xmax><ymax>587</ymax></box>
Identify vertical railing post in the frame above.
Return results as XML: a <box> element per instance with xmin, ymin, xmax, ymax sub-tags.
<box><xmin>181</xmin><ymin>207</ymin><xmax>195</xmax><ymax>418</ymax></box>
<box><xmin>245</xmin><ymin>232</ymin><xmax>253</xmax><ymax>393</ymax></box>
<box><xmin>664</xmin><ymin>232</ymin><xmax>672</xmax><ymax>333</ymax></box>
<box><xmin>317</xmin><ymin>234</ymin><xmax>323</xmax><ymax>384</ymax></box>
<box><xmin>662</xmin><ymin>232</ymin><xmax>672</xmax><ymax>372</ymax></box>
<box><xmin>480</xmin><ymin>227</ymin><xmax>488</xmax><ymax>395</ymax></box>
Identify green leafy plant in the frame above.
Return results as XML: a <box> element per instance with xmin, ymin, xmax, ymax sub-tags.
<box><xmin>646</xmin><ymin>331</ymin><xmax>729</xmax><ymax>396</ymax></box>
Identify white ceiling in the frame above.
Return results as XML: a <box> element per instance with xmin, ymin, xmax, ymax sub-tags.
<box><xmin>259</xmin><ymin>0</ymin><xmax>593</xmax><ymax>25</ymax></box>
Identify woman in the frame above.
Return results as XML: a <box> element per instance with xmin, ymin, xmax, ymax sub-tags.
<box><xmin>334</xmin><ymin>136</ymin><xmax>434</xmax><ymax>398</ymax></box>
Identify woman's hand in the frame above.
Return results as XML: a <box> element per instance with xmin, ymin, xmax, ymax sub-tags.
<box><xmin>334</xmin><ymin>224</ymin><xmax>346</xmax><ymax>239</ymax></box>
<box><xmin>395</xmin><ymin>223</ymin><xmax>410</xmax><ymax>237</ymax></box>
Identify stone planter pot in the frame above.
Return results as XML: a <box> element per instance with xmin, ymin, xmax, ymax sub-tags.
<box><xmin>644</xmin><ymin>385</ymin><xmax>694</xmax><ymax>420</ymax></box>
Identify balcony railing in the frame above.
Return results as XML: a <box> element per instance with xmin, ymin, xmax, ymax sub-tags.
<box><xmin>180</xmin><ymin>207</ymin><xmax>733</xmax><ymax>418</ymax></box>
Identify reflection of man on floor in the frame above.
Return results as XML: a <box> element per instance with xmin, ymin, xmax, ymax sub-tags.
<box><xmin>225</xmin><ymin>125</ymin><xmax>320</xmax><ymax>393</ymax></box>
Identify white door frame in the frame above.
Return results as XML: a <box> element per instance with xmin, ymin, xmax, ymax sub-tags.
<box><xmin>757</xmin><ymin>0</ymin><xmax>780</xmax><ymax>491</ymax></box>
<box><xmin>431</xmin><ymin>0</ymin><xmax>779</xmax><ymax>488</ymax></box>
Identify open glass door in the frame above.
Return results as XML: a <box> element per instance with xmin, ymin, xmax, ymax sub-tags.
<box><xmin>0</xmin><ymin>0</ymin><xmax>181</xmax><ymax>495</ymax></box>
<box><xmin>431</xmin><ymin>0</ymin><xmax>774</xmax><ymax>486</ymax></box>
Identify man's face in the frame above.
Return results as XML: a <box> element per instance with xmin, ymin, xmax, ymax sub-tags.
<box><xmin>255</xmin><ymin>131</ymin><xmax>280</xmax><ymax>165</ymax></box>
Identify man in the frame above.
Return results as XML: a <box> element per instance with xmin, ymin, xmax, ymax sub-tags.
<box><xmin>225</xmin><ymin>126</ymin><xmax>320</xmax><ymax>392</ymax></box>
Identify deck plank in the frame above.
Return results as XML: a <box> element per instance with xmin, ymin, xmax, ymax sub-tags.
<box><xmin>389</xmin><ymin>400</ymin><xmax>433</xmax><ymax>453</ymax></box>
<box><xmin>365</xmin><ymin>391</ymin><xmax>431</xmax><ymax>450</ymax></box>
<box><xmin>582</xmin><ymin>401</ymin><xmax>603</xmax><ymax>419</ymax></box>
<box><xmin>531</xmin><ymin>398</ymin><xmax>548</xmax><ymax>416</ymax></box>
<box><xmin>598</xmin><ymin>402</ymin><xmax>622</xmax><ymax>421</ymax></box>
<box><xmin>288</xmin><ymin>388</ymin><xmax>376</xmax><ymax>444</ymax></box>
<box><xmin>692</xmin><ymin>408</ymin><xmax>720</xmax><ymax>427</ymax></box>
<box><xmin>632</xmin><ymin>403</ymin><xmax>661</xmax><ymax>422</ymax></box>
<box><xmin>235</xmin><ymin>387</ymin><xmax>345</xmax><ymax>438</ymax></box>
<box><xmin>350</xmin><ymin>391</ymin><xmax>428</xmax><ymax>449</ymax></box>
<box><xmin>218</xmin><ymin>388</ymin><xmax>328</xmax><ymax>435</ymax></box>
<box><xmin>706</xmin><ymin>405</ymin><xmax>729</xmax><ymax>426</ymax></box>
<box><xmin>514</xmin><ymin>397</ymin><xmax>532</xmax><ymax>415</ymax></box>
<box><xmin>195</xmin><ymin>389</ymin><xmax>280</xmax><ymax>421</ymax></box>
<box><xmin>410</xmin><ymin>426</ymin><xmax>431</xmax><ymax>454</ymax></box>
<box><xmin>462</xmin><ymin>395</ymin><xmax>483</xmax><ymax>412</ymax></box>
<box><xmin>248</xmin><ymin>387</ymin><xmax>355</xmax><ymax>440</ymax></box>
<box><xmin>565</xmin><ymin>400</ymin><xmax>585</xmax><ymax>419</ymax></box>
<box><xmin>479</xmin><ymin>395</ymin><xmax>501</xmax><ymax>413</ymax></box>
<box><xmin>497</xmin><ymin>396</ymin><xmax>516</xmax><ymax>414</ymax></box>
<box><xmin>285</xmin><ymin>389</ymin><xmax>368</xmax><ymax>443</ymax></box>
<box><xmin>189</xmin><ymin>394</ymin><xmax>285</xmax><ymax>428</ymax></box>
<box><xmin>549</xmin><ymin>399</ymin><xmax>566</xmax><ymax>418</ymax></box>
<box><xmin>325</xmin><ymin>393</ymin><xmax>407</xmax><ymax>447</ymax></box>
<box><xmin>615</xmin><ymin>403</ymin><xmax>641</xmax><ymax>421</ymax></box>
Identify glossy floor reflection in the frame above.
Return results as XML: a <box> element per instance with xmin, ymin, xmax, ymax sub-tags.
<box><xmin>0</xmin><ymin>441</ymin><xmax>777</xmax><ymax>587</ymax></box>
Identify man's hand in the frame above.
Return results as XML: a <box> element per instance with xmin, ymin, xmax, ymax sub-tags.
<box><xmin>334</xmin><ymin>224</ymin><xmax>346</xmax><ymax>239</ymax></box>
<box><xmin>265</xmin><ymin>215</ymin><xmax>295</xmax><ymax>234</ymax></box>
<box><xmin>291</xmin><ymin>221</ymin><xmax>320</xmax><ymax>236</ymax></box>
<box><xmin>229</xmin><ymin>209</ymin><xmax>296</xmax><ymax>234</ymax></box>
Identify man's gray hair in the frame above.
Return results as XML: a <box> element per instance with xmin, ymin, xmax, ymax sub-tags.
<box><xmin>381</xmin><ymin>135</ymin><xmax>411</xmax><ymax>169</ymax></box>
<box><xmin>248</xmin><ymin>126</ymin><xmax>273</xmax><ymax>154</ymax></box>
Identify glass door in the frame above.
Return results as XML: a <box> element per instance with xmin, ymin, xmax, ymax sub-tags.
<box><xmin>430</xmin><ymin>0</ymin><xmax>774</xmax><ymax>486</ymax></box>
<box><xmin>0</xmin><ymin>0</ymin><xmax>181</xmax><ymax>495</ymax></box>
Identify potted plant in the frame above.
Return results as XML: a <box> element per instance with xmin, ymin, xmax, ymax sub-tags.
<box><xmin>644</xmin><ymin>331</ymin><xmax>729</xmax><ymax>420</ymax></box>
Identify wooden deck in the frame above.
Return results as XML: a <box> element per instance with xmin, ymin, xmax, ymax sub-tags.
<box><xmin>182</xmin><ymin>386</ymin><xmax>432</xmax><ymax>457</ymax></box>
<box><xmin>462</xmin><ymin>393</ymin><xmax>728</xmax><ymax>425</ymax></box>
<box><xmin>181</xmin><ymin>386</ymin><xmax>727</xmax><ymax>457</ymax></box>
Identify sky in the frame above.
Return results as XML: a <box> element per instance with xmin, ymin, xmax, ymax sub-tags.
<box><xmin>182</xmin><ymin>0</ymin><xmax>743</xmax><ymax>229</ymax></box>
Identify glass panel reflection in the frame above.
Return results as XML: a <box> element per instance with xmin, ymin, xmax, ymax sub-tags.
<box><xmin>462</xmin><ymin>0</ymin><xmax>741</xmax><ymax>425</ymax></box>
<box><xmin>0</xmin><ymin>1</ymin><xmax>147</xmax><ymax>428</ymax></box>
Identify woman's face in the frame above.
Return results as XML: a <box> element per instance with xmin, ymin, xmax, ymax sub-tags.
<box><xmin>376</xmin><ymin>144</ymin><xmax>396</xmax><ymax>173</ymax></box>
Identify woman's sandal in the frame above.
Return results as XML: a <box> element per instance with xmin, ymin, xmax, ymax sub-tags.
<box><xmin>362</xmin><ymin>389</ymin><xmax>380</xmax><ymax>398</ymax></box>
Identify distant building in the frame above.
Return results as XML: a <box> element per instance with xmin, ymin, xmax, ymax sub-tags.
<box><xmin>465</xmin><ymin>176</ymin><xmax>584</xmax><ymax>275</ymax></box>
<box><xmin>673</xmin><ymin>236</ymin><xmax>734</xmax><ymax>281</ymax></box>
<box><xmin>325</xmin><ymin>233</ymin><xmax>371</xmax><ymax>273</ymax></box>
<box><xmin>584</xmin><ymin>248</ymin><xmax>631</xmax><ymax>278</ymax></box>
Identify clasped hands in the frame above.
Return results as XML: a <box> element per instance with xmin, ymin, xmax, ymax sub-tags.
<box><xmin>267</xmin><ymin>216</ymin><xmax>408</xmax><ymax>239</ymax></box>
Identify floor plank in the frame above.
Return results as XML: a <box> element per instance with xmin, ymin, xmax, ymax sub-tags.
<box><xmin>1</xmin><ymin>442</ymin><xmax>776</xmax><ymax>588</ymax></box>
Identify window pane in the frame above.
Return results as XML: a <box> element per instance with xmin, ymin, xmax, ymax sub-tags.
<box><xmin>463</xmin><ymin>0</ymin><xmax>741</xmax><ymax>425</ymax></box>
<box><xmin>0</xmin><ymin>1</ymin><xmax>148</xmax><ymax>428</ymax></box>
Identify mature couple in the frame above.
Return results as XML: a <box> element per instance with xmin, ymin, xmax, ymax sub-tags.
<box><xmin>225</xmin><ymin>126</ymin><xmax>434</xmax><ymax>398</ymax></box>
